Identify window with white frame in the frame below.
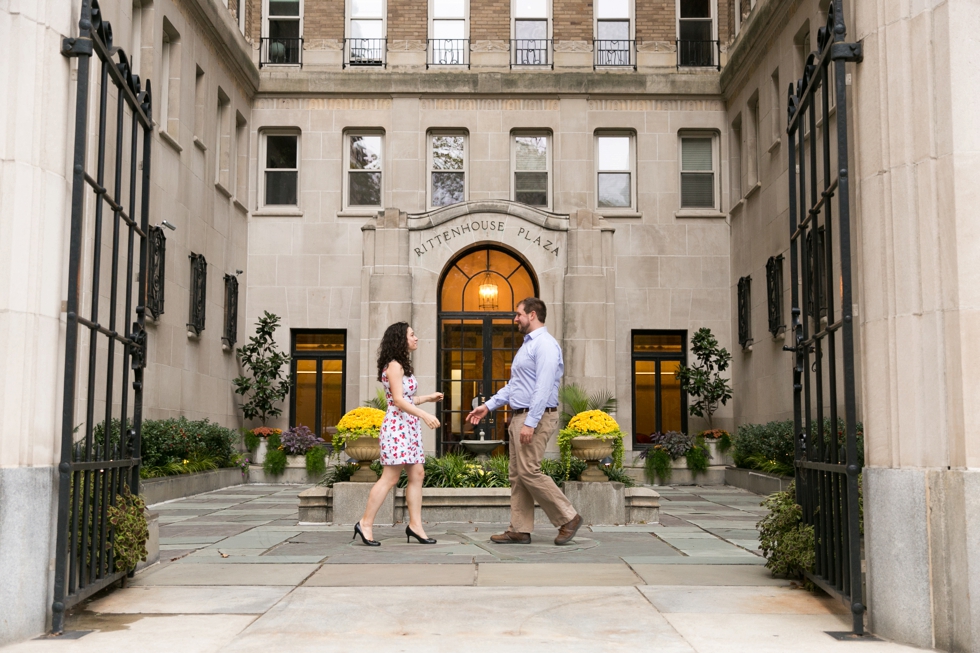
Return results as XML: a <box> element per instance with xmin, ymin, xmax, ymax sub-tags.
<box><xmin>262</xmin><ymin>132</ymin><xmax>300</xmax><ymax>207</ymax></box>
<box><xmin>679</xmin><ymin>133</ymin><xmax>717</xmax><ymax>210</ymax></box>
<box><xmin>512</xmin><ymin>0</ymin><xmax>551</xmax><ymax>66</ymax></box>
<box><xmin>677</xmin><ymin>0</ymin><xmax>716</xmax><ymax>67</ymax></box>
<box><xmin>347</xmin><ymin>0</ymin><xmax>386</xmax><ymax>65</ymax></box>
<box><xmin>429</xmin><ymin>133</ymin><xmax>467</xmax><ymax>208</ymax></box>
<box><xmin>512</xmin><ymin>133</ymin><xmax>551</xmax><ymax>208</ymax></box>
<box><xmin>264</xmin><ymin>0</ymin><xmax>303</xmax><ymax>65</ymax></box>
<box><xmin>595</xmin><ymin>133</ymin><xmax>634</xmax><ymax>210</ymax></box>
<box><xmin>429</xmin><ymin>0</ymin><xmax>468</xmax><ymax>65</ymax></box>
<box><xmin>160</xmin><ymin>19</ymin><xmax>181</xmax><ymax>140</ymax></box>
<box><xmin>594</xmin><ymin>0</ymin><xmax>633</xmax><ymax>67</ymax></box>
<box><xmin>345</xmin><ymin>132</ymin><xmax>383</xmax><ymax>208</ymax></box>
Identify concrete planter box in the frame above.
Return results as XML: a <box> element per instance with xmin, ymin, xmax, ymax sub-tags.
<box><xmin>249</xmin><ymin>467</ymin><xmax>322</xmax><ymax>484</ymax></box>
<box><xmin>724</xmin><ymin>466</ymin><xmax>793</xmax><ymax>495</ymax></box>
<box><xmin>623</xmin><ymin>457</ymin><xmax>728</xmax><ymax>487</ymax></box>
<box><xmin>298</xmin><ymin>483</ymin><xmax>660</xmax><ymax>525</ymax></box>
<box><xmin>705</xmin><ymin>439</ymin><xmax>735</xmax><ymax>467</ymax></box>
<box><xmin>140</xmin><ymin>468</ymin><xmax>245</xmax><ymax>505</ymax></box>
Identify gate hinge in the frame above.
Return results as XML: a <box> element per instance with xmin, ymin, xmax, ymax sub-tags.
<box><xmin>831</xmin><ymin>41</ymin><xmax>863</xmax><ymax>63</ymax></box>
<box><xmin>61</xmin><ymin>37</ymin><xmax>94</xmax><ymax>58</ymax></box>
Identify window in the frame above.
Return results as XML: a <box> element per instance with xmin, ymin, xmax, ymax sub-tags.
<box><xmin>235</xmin><ymin>112</ymin><xmax>248</xmax><ymax>201</ymax></box>
<box><xmin>262</xmin><ymin>132</ymin><xmax>299</xmax><ymax>206</ymax></box>
<box><xmin>512</xmin><ymin>0</ymin><xmax>551</xmax><ymax>67</ymax></box>
<box><xmin>729</xmin><ymin>115</ymin><xmax>742</xmax><ymax>203</ymax></box>
<box><xmin>429</xmin><ymin>0</ymin><xmax>468</xmax><ymax>66</ymax></box>
<box><xmin>766</xmin><ymin>255</ymin><xmax>785</xmax><ymax>336</ymax></box>
<box><xmin>346</xmin><ymin>0</ymin><xmax>386</xmax><ymax>66</ymax></box>
<box><xmin>429</xmin><ymin>133</ymin><xmax>467</xmax><ymax>208</ymax></box>
<box><xmin>677</xmin><ymin>0</ymin><xmax>716</xmax><ymax>67</ymax></box>
<box><xmin>160</xmin><ymin>19</ymin><xmax>181</xmax><ymax>140</ymax></box>
<box><xmin>632</xmin><ymin>332</ymin><xmax>687</xmax><ymax>446</ymax></box>
<box><xmin>770</xmin><ymin>68</ymin><xmax>781</xmax><ymax>146</ymax></box>
<box><xmin>193</xmin><ymin>65</ymin><xmax>206</xmax><ymax>146</ymax></box>
<box><xmin>263</xmin><ymin>0</ymin><xmax>303</xmax><ymax>66</ymax></box>
<box><xmin>215</xmin><ymin>89</ymin><xmax>231</xmax><ymax>192</ymax></box>
<box><xmin>345</xmin><ymin>132</ymin><xmax>383</xmax><ymax>208</ymax></box>
<box><xmin>746</xmin><ymin>92</ymin><xmax>759</xmax><ymax>189</ymax></box>
<box><xmin>291</xmin><ymin>331</ymin><xmax>347</xmax><ymax>443</ymax></box>
<box><xmin>187</xmin><ymin>253</ymin><xmax>207</xmax><ymax>336</ymax></box>
<box><xmin>737</xmin><ymin>276</ymin><xmax>752</xmax><ymax>348</ymax></box>
<box><xmin>595</xmin><ymin>132</ymin><xmax>634</xmax><ymax>210</ymax></box>
<box><xmin>131</xmin><ymin>0</ymin><xmax>146</xmax><ymax>75</ymax></box>
<box><xmin>594</xmin><ymin>0</ymin><xmax>633</xmax><ymax>67</ymax></box>
<box><xmin>222</xmin><ymin>274</ymin><xmax>239</xmax><ymax>349</ymax></box>
<box><xmin>680</xmin><ymin>133</ymin><xmax>717</xmax><ymax>210</ymax></box>
<box><xmin>512</xmin><ymin>133</ymin><xmax>550</xmax><ymax>208</ymax></box>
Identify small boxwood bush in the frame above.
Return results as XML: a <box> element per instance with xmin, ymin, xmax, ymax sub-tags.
<box><xmin>733</xmin><ymin>418</ymin><xmax>865</xmax><ymax>477</ymax></box>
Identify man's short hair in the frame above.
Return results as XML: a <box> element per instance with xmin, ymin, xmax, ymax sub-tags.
<box><xmin>518</xmin><ymin>297</ymin><xmax>547</xmax><ymax>323</ymax></box>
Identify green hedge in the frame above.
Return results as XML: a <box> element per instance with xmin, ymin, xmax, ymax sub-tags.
<box><xmin>733</xmin><ymin>418</ymin><xmax>865</xmax><ymax>477</ymax></box>
<box><xmin>90</xmin><ymin>417</ymin><xmax>238</xmax><ymax>468</ymax></box>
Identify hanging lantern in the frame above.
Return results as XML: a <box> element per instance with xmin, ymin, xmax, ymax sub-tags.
<box><xmin>478</xmin><ymin>272</ymin><xmax>499</xmax><ymax>310</ymax></box>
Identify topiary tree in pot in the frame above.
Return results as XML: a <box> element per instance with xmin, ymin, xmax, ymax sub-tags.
<box><xmin>233</xmin><ymin>312</ymin><xmax>291</xmax><ymax>426</ymax></box>
<box><xmin>676</xmin><ymin>327</ymin><xmax>733</xmax><ymax>430</ymax></box>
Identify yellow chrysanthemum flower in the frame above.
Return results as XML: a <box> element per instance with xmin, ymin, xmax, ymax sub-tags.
<box><xmin>336</xmin><ymin>406</ymin><xmax>385</xmax><ymax>434</ymax></box>
<box><xmin>566</xmin><ymin>409</ymin><xmax>620</xmax><ymax>435</ymax></box>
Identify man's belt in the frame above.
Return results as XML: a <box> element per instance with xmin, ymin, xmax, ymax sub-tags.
<box><xmin>511</xmin><ymin>407</ymin><xmax>558</xmax><ymax>415</ymax></box>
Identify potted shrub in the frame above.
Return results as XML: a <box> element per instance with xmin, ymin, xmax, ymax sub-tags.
<box><xmin>700</xmin><ymin>428</ymin><xmax>733</xmax><ymax>466</ymax></box>
<box><xmin>280</xmin><ymin>425</ymin><xmax>329</xmax><ymax>475</ymax></box>
<box><xmin>558</xmin><ymin>410</ymin><xmax>625</xmax><ymax>483</ymax></box>
<box><xmin>639</xmin><ymin>431</ymin><xmax>713</xmax><ymax>484</ymax></box>
<box><xmin>246</xmin><ymin>426</ymin><xmax>281</xmax><ymax>465</ymax></box>
<box><xmin>333</xmin><ymin>406</ymin><xmax>386</xmax><ymax>482</ymax></box>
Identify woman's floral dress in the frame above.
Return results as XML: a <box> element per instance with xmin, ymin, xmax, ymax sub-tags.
<box><xmin>379</xmin><ymin>367</ymin><xmax>424</xmax><ymax>465</ymax></box>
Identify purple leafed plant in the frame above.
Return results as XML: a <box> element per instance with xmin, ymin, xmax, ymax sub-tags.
<box><xmin>280</xmin><ymin>425</ymin><xmax>324</xmax><ymax>455</ymax></box>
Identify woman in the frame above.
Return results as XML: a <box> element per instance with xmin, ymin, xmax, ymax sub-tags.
<box><xmin>354</xmin><ymin>322</ymin><xmax>443</xmax><ymax>546</ymax></box>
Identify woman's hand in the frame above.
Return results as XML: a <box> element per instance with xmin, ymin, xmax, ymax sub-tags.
<box><xmin>426</xmin><ymin>392</ymin><xmax>444</xmax><ymax>404</ymax></box>
<box><xmin>421</xmin><ymin>412</ymin><xmax>440</xmax><ymax>430</ymax></box>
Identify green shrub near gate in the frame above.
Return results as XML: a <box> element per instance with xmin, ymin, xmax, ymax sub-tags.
<box><xmin>733</xmin><ymin>418</ymin><xmax>865</xmax><ymax>477</ymax></box>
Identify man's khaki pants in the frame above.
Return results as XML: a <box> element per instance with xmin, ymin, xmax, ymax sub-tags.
<box><xmin>507</xmin><ymin>411</ymin><xmax>577</xmax><ymax>533</ymax></box>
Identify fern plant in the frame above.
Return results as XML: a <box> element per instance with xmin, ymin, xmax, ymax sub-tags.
<box><xmin>558</xmin><ymin>383</ymin><xmax>617</xmax><ymax>427</ymax></box>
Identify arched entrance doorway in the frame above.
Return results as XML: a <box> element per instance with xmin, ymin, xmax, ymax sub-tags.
<box><xmin>437</xmin><ymin>244</ymin><xmax>538</xmax><ymax>454</ymax></box>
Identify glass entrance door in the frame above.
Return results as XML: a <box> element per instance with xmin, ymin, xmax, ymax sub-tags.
<box><xmin>438</xmin><ymin>317</ymin><xmax>520</xmax><ymax>454</ymax></box>
<box><xmin>435</xmin><ymin>245</ymin><xmax>538</xmax><ymax>455</ymax></box>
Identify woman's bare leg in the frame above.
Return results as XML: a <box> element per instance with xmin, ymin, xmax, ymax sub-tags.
<box><xmin>359</xmin><ymin>465</ymin><xmax>402</xmax><ymax>540</ymax></box>
<box><xmin>404</xmin><ymin>463</ymin><xmax>428</xmax><ymax>538</ymax></box>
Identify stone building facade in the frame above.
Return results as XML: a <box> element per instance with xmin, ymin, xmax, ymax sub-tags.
<box><xmin>1</xmin><ymin>0</ymin><xmax>978</xmax><ymax>649</ymax></box>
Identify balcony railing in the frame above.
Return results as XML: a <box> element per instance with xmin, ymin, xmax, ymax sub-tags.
<box><xmin>345</xmin><ymin>38</ymin><xmax>386</xmax><ymax>68</ymax></box>
<box><xmin>593</xmin><ymin>39</ymin><xmax>636</xmax><ymax>69</ymax></box>
<box><xmin>427</xmin><ymin>39</ymin><xmax>470</xmax><ymax>68</ymax></box>
<box><xmin>260</xmin><ymin>37</ymin><xmax>303</xmax><ymax>67</ymax></box>
<box><xmin>510</xmin><ymin>39</ymin><xmax>552</xmax><ymax>68</ymax></box>
<box><xmin>676</xmin><ymin>39</ymin><xmax>720</xmax><ymax>70</ymax></box>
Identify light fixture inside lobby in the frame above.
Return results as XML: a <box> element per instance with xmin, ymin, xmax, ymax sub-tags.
<box><xmin>478</xmin><ymin>272</ymin><xmax>498</xmax><ymax>310</ymax></box>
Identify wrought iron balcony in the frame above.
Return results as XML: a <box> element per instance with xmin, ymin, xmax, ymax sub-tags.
<box><xmin>510</xmin><ymin>39</ymin><xmax>552</xmax><ymax>68</ymax></box>
<box><xmin>593</xmin><ymin>39</ymin><xmax>636</xmax><ymax>69</ymax></box>
<box><xmin>427</xmin><ymin>39</ymin><xmax>469</xmax><ymax>68</ymax></box>
<box><xmin>345</xmin><ymin>38</ymin><xmax>386</xmax><ymax>68</ymax></box>
<box><xmin>676</xmin><ymin>39</ymin><xmax>720</xmax><ymax>70</ymax></box>
<box><xmin>259</xmin><ymin>37</ymin><xmax>303</xmax><ymax>67</ymax></box>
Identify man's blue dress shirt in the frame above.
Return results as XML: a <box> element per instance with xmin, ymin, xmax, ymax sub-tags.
<box><xmin>484</xmin><ymin>326</ymin><xmax>563</xmax><ymax>428</ymax></box>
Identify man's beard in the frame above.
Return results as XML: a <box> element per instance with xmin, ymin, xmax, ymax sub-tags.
<box><xmin>516</xmin><ymin>320</ymin><xmax>529</xmax><ymax>334</ymax></box>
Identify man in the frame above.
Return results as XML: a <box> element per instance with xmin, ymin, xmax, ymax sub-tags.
<box><xmin>466</xmin><ymin>297</ymin><xmax>582</xmax><ymax>545</ymax></box>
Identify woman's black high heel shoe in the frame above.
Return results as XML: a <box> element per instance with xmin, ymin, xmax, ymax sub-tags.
<box><xmin>406</xmin><ymin>525</ymin><xmax>437</xmax><ymax>544</ymax></box>
<box><xmin>354</xmin><ymin>521</ymin><xmax>381</xmax><ymax>547</ymax></box>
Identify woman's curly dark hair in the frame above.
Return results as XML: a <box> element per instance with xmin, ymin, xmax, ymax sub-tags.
<box><xmin>377</xmin><ymin>322</ymin><xmax>414</xmax><ymax>381</ymax></box>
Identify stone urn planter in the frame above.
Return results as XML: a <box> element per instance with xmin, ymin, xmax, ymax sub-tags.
<box><xmin>344</xmin><ymin>434</ymin><xmax>380</xmax><ymax>482</ymax></box>
<box><xmin>705</xmin><ymin>439</ymin><xmax>734</xmax><ymax>467</ymax></box>
<box><xmin>285</xmin><ymin>454</ymin><xmax>306</xmax><ymax>469</ymax></box>
<box><xmin>570</xmin><ymin>436</ymin><xmax>615</xmax><ymax>482</ymax></box>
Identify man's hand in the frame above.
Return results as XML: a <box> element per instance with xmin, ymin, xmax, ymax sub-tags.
<box><xmin>466</xmin><ymin>404</ymin><xmax>489</xmax><ymax>425</ymax></box>
<box><xmin>519</xmin><ymin>424</ymin><xmax>535</xmax><ymax>444</ymax></box>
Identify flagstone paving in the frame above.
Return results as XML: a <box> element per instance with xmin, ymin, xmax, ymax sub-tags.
<box><xmin>3</xmin><ymin>484</ymin><xmax>930</xmax><ymax>652</ymax></box>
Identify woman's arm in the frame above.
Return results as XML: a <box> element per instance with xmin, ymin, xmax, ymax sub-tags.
<box><xmin>386</xmin><ymin>362</ymin><xmax>440</xmax><ymax>429</ymax></box>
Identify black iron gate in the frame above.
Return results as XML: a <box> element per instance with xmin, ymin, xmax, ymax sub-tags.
<box><xmin>785</xmin><ymin>0</ymin><xmax>864</xmax><ymax>635</ymax></box>
<box><xmin>52</xmin><ymin>0</ymin><xmax>153</xmax><ymax>632</ymax></box>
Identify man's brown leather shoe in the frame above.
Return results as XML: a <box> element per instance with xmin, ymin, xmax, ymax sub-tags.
<box><xmin>555</xmin><ymin>514</ymin><xmax>583</xmax><ymax>545</ymax></box>
<box><xmin>490</xmin><ymin>530</ymin><xmax>531</xmax><ymax>544</ymax></box>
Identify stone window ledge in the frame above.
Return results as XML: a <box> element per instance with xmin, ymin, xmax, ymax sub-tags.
<box><xmin>674</xmin><ymin>209</ymin><xmax>727</xmax><ymax>219</ymax></box>
<box><xmin>160</xmin><ymin>129</ymin><xmax>182</xmax><ymax>153</ymax></box>
<box><xmin>252</xmin><ymin>207</ymin><xmax>304</xmax><ymax>218</ymax></box>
